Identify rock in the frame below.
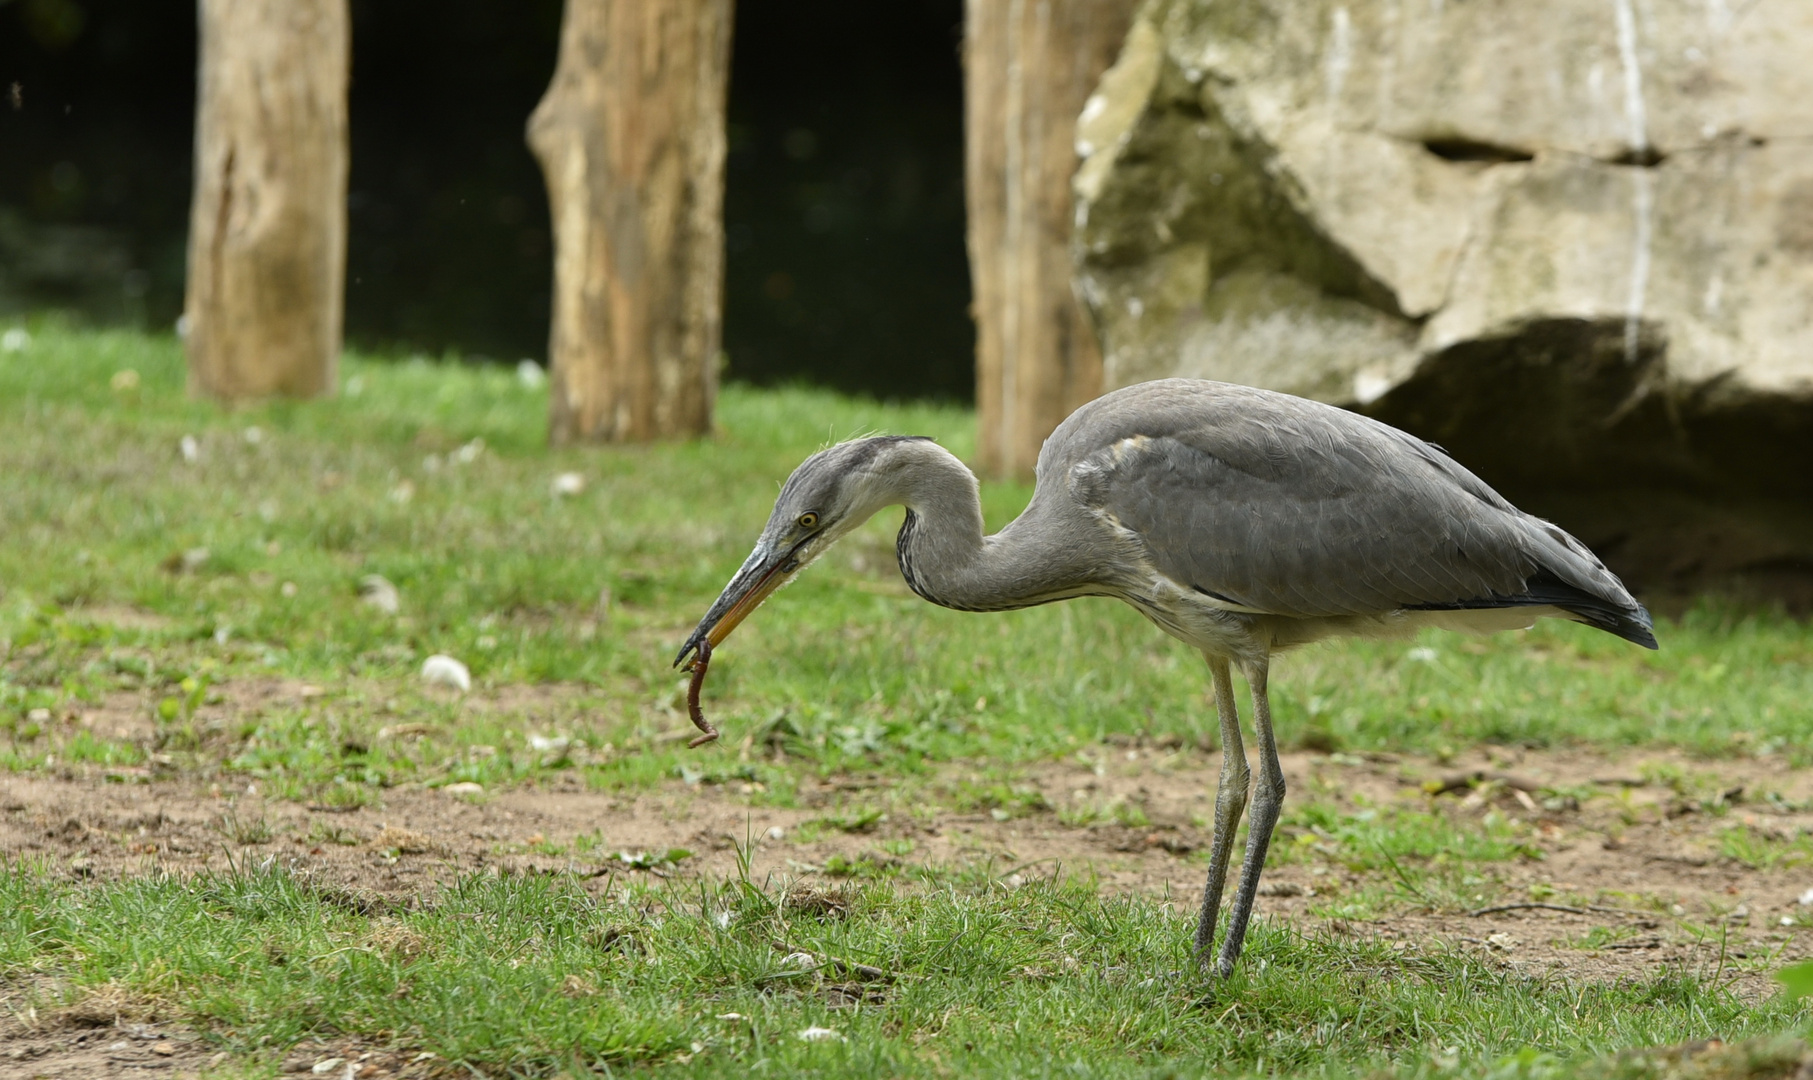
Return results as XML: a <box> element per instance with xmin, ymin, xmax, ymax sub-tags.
<box><xmin>1075</xmin><ymin>0</ymin><xmax>1813</xmax><ymax>603</ymax></box>
<box><xmin>420</xmin><ymin>654</ymin><xmax>470</xmax><ymax>692</ymax></box>
<box><xmin>441</xmin><ymin>781</ymin><xmax>484</xmax><ymax>797</ymax></box>
<box><xmin>796</xmin><ymin>1026</ymin><xmax>844</xmax><ymax>1043</ymax></box>
<box><xmin>550</xmin><ymin>471</ymin><xmax>586</xmax><ymax>498</ymax></box>
<box><xmin>359</xmin><ymin>574</ymin><xmax>400</xmax><ymax>614</ymax></box>
<box><xmin>373</xmin><ymin>826</ymin><xmax>433</xmax><ymax>854</ymax></box>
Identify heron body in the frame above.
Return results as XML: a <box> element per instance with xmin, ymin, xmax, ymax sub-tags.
<box><xmin>677</xmin><ymin>378</ymin><xmax>1655</xmax><ymax>976</ymax></box>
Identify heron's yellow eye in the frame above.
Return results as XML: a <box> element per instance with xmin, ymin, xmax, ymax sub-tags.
<box><xmin>798</xmin><ymin>512</ymin><xmax>820</xmax><ymax>529</ymax></box>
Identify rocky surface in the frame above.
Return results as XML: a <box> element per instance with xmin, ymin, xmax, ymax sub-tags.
<box><xmin>1072</xmin><ymin>0</ymin><xmax>1813</xmax><ymax>605</ymax></box>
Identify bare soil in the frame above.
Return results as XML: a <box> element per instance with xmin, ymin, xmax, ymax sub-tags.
<box><xmin>3</xmin><ymin>744</ymin><xmax>1811</xmax><ymax>1077</ymax></box>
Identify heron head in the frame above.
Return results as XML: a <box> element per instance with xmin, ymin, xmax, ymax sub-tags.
<box><xmin>673</xmin><ymin>436</ymin><xmax>935</xmax><ymax>669</ymax></box>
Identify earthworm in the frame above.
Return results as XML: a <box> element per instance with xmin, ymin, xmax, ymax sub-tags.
<box><xmin>685</xmin><ymin>639</ymin><xmax>719</xmax><ymax>748</ymax></box>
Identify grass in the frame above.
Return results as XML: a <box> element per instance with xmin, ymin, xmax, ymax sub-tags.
<box><xmin>1</xmin><ymin>860</ymin><xmax>1806</xmax><ymax>1078</ymax></box>
<box><xmin>2</xmin><ymin>319</ymin><xmax>1811</xmax><ymax>1076</ymax></box>
<box><xmin>3</xmin><ymin>324</ymin><xmax>1813</xmax><ymax>796</ymax></box>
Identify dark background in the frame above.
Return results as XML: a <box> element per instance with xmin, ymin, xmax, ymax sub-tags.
<box><xmin>0</xmin><ymin>0</ymin><xmax>974</xmax><ymax>401</ymax></box>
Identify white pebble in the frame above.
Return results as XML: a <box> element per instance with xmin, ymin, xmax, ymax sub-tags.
<box><xmin>550</xmin><ymin>472</ymin><xmax>585</xmax><ymax>498</ymax></box>
<box><xmin>516</xmin><ymin>359</ymin><xmax>546</xmax><ymax>388</ymax></box>
<box><xmin>452</xmin><ymin>438</ymin><xmax>485</xmax><ymax>465</ymax></box>
<box><xmin>1407</xmin><ymin>646</ymin><xmax>1439</xmax><ymax>663</ymax></box>
<box><xmin>1</xmin><ymin>327</ymin><xmax>31</xmax><ymax>352</ymax></box>
<box><xmin>442</xmin><ymin>781</ymin><xmax>484</xmax><ymax>796</ymax></box>
<box><xmin>242</xmin><ymin>425</ymin><xmax>263</xmax><ymax>445</ymax></box>
<box><xmin>359</xmin><ymin>574</ymin><xmax>400</xmax><ymax>614</ymax></box>
<box><xmin>796</xmin><ymin>1027</ymin><xmax>844</xmax><ymax>1043</ymax></box>
<box><xmin>421</xmin><ymin>654</ymin><xmax>471</xmax><ymax>692</ymax></box>
<box><xmin>179</xmin><ymin>434</ymin><xmax>200</xmax><ymax>463</ymax></box>
<box><xmin>1799</xmin><ymin>887</ymin><xmax>1813</xmax><ymax>907</ymax></box>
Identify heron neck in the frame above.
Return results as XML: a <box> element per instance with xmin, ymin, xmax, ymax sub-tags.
<box><xmin>889</xmin><ymin>447</ymin><xmax>1080</xmax><ymax>613</ymax></box>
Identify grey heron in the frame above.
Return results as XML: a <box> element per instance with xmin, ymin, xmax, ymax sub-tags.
<box><xmin>675</xmin><ymin>378</ymin><xmax>1656</xmax><ymax>976</ymax></box>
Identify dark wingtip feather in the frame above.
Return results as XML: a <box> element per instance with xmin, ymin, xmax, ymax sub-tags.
<box><xmin>1408</xmin><ymin>572</ymin><xmax>1658</xmax><ymax>649</ymax></box>
<box><xmin>1542</xmin><ymin>588</ymin><xmax>1657</xmax><ymax>650</ymax></box>
<box><xmin>1610</xmin><ymin>604</ymin><xmax>1659</xmax><ymax>650</ymax></box>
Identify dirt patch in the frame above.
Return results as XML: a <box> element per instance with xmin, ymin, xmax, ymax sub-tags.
<box><xmin>0</xmin><ymin>981</ymin><xmax>218</xmax><ymax>1080</ymax></box>
<box><xmin>0</xmin><ymin>1009</ymin><xmax>432</xmax><ymax>1080</ymax></box>
<box><xmin>0</xmin><ymin>978</ymin><xmax>440</xmax><ymax>1079</ymax></box>
<box><xmin>66</xmin><ymin>606</ymin><xmax>175</xmax><ymax>634</ymax></box>
<box><xmin>3</xmin><ymin>744</ymin><xmax>1810</xmax><ymax>1002</ymax></box>
<box><xmin>0</xmin><ymin>1023</ymin><xmax>221</xmax><ymax>1080</ymax></box>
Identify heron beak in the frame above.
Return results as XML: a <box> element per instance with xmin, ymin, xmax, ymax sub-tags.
<box><xmin>673</xmin><ymin>540</ymin><xmax>801</xmax><ymax>670</ymax></box>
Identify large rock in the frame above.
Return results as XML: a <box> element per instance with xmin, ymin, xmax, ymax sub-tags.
<box><xmin>1073</xmin><ymin>0</ymin><xmax>1813</xmax><ymax>604</ymax></box>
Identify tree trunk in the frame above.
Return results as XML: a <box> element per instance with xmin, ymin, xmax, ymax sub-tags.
<box><xmin>183</xmin><ymin>0</ymin><xmax>348</xmax><ymax>401</ymax></box>
<box><xmin>527</xmin><ymin>0</ymin><xmax>733</xmax><ymax>445</ymax></box>
<box><xmin>965</xmin><ymin>0</ymin><xmax>1136</xmax><ymax>478</ymax></box>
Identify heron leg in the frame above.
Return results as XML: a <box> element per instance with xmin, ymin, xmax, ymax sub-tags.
<box><xmin>1192</xmin><ymin>654</ymin><xmax>1250</xmax><ymax>965</ymax></box>
<box><xmin>1215</xmin><ymin>656</ymin><xmax>1285</xmax><ymax>977</ymax></box>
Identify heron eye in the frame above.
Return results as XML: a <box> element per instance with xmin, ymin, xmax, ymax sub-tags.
<box><xmin>797</xmin><ymin>512</ymin><xmax>820</xmax><ymax>530</ymax></box>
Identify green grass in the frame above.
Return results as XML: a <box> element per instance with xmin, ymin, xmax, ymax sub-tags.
<box><xmin>1</xmin><ymin>860</ymin><xmax>1805</xmax><ymax>1078</ymax></box>
<box><xmin>3</xmin><ymin>323</ymin><xmax>1812</xmax><ymax>795</ymax></box>
<box><xmin>2</xmin><ymin>320</ymin><xmax>1812</xmax><ymax>1076</ymax></box>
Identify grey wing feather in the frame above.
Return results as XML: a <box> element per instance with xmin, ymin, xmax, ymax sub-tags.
<box><xmin>1058</xmin><ymin>381</ymin><xmax>1637</xmax><ymax>621</ymax></box>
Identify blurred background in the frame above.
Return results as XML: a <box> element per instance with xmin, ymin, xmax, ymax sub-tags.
<box><xmin>6</xmin><ymin>0</ymin><xmax>1813</xmax><ymax>604</ymax></box>
<box><xmin>0</xmin><ymin>0</ymin><xmax>974</xmax><ymax>400</ymax></box>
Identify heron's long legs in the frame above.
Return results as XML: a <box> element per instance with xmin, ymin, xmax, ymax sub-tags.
<box><xmin>1215</xmin><ymin>656</ymin><xmax>1285</xmax><ymax>977</ymax></box>
<box><xmin>1192</xmin><ymin>654</ymin><xmax>1250</xmax><ymax>965</ymax></box>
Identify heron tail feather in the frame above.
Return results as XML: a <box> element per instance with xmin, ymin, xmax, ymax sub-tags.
<box><xmin>1407</xmin><ymin>571</ymin><xmax>1658</xmax><ymax>649</ymax></box>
